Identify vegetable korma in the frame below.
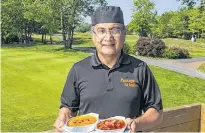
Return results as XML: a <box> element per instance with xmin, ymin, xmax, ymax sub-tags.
<box><xmin>68</xmin><ymin>115</ymin><xmax>97</xmax><ymax>127</ymax></box>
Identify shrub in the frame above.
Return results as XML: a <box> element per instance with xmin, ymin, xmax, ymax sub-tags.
<box><xmin>123</xmin><ymin>43</ymin><xmax>135</xmax><ymax>54</ymax></box>
<box><xmin>163</xmin><ymin>47</ymin><xmax>190</xmax><ymax>59</ymax></box>
<box><xmin>5</xmin><ymin>34</ymin><xmax>19</xmax><ymax>44</ymax></box>
<box><xmin>136</xmin><ymin>37</ymin><xmax>166</xmax><ymax>57</ymax></box>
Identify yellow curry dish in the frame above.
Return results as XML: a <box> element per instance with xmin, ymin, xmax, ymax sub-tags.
<box><xmin>67</xmin><ymin>115</ymin><xmax>97</xmax><ymax>127</ymax></box>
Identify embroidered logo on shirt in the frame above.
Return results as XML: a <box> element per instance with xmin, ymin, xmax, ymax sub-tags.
<box><xmin>120</xmin><ymin>78</ymin><xmax>137</xmax><ymax>88</ymax></box>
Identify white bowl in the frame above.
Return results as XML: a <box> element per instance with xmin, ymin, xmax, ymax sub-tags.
<box><xmin>95</xmin><ymin>116</ymin><xmax>127</xmax><ymax>133</ymax></box>
<box><xmin>62</xmin><ymin>113</ymin><xmax>99</xmax><ymax>133</ymax></box>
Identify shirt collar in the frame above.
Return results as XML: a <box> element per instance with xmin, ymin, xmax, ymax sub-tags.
<box><xmin>91</xmin><ymin>50</ymin><xmax>102</xmax><ymax>67</ymax></box>
<box><xmin>118</xmin><ymin>50</ymin><xmax>131</xmax><ymax>65</ymax></box>
<box><xmin>91</xmin><ymin>50</ymin><xmax>131</xmax><ymax>67</ymax></box>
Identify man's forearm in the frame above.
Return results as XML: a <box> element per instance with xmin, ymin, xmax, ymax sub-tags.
<box><xmin>134</xmin><ymin>108</ymin><xmax>163</xmax><ymax>131</ymax></box>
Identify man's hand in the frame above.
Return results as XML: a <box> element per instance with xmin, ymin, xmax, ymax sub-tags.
<box><xmin>126</xmin><ymin>118</ymin><xmax>138</xmax><ymax>132</ymax></box>
<box><xmin>54</xmin><ymin>108</ymin><xmax>70</xmax><ymax>132</ymax></box>
<box><xmin>126</xmin><ymin>108</ymin><xmax>163</xmax><ymax>132</ymax></box>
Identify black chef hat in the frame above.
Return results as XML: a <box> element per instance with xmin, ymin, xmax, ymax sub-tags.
<box><xmin>91</xmin><ymin>6</ymin><xmax>124</xmax><ymax>26</ymax></box>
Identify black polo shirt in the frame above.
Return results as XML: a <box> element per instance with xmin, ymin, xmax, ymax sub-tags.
<box><xmin>60</xmin><ymin>51</ymin><xmax>163</xmax><ymax>119</ymax></box>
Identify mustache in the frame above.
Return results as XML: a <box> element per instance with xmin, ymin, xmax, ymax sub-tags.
<box><xmin>102</xmin><ymin>44</ymin><xmax>115</xmax><ymax>46</ymax></box>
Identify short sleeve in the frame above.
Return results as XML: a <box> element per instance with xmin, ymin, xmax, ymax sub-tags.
<box><xmin>60</xmin><ymin>66</ymin><xmax>80</xmax><ymax>113</ymax></box>
<box><xmin>141</xmin><ymin>64</ymin><xmax>163</xmax><ymax>112</ymax></box>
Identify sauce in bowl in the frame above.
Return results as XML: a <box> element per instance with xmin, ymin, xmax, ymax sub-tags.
<box><xmin>68</xmin><ymin>115</ymin><xmax>97</xmax><ymax>127</ymax></box>
<box><xmin>97</xmin><ymin>118</ymin><xmax>126</xmax><ymax>130</ymax></box>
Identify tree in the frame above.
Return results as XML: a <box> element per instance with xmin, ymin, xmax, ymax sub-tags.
<box><xmin>1</xmin><ymin>0</ymin><xmax>54</xmax><ymax>44</ymax></box>
<box><xmin>169</xmin><ymin>11</ymin><xmax>189</xmax><ymax>38</ymax></box>
<box><xmin>2</xmin><ymin>0</ymin><xmax>107</xmax><ymax>46</ymax></box>
<box><xmin>188</xmin><ymin>8</ymin><xmax>205</xmax><ymax>38</ymax></box>
<box><xmin>23</xmin><ymin>0</ymin><xmax>61</xmax><ymax>44</ymax></box>
<box><xmin>177</xmin><ymin>0</ymin><xmax>205</xmax><ymax>9</ymax></box>
<box><xmin>157</xmin><ymin>12</ymin><xmax>175</xmax><ymax>38</ymax></box>
<box><xmin>149</xmin><ymin>15</ymin><xmax>160</xmax><ymax>38</ymax></box>
<box><xmin>75</xmin><ymin>23</ymin><xmax>91</xmax><ymax>33</ymax></box>
<box><xmin>1</xmin><ymin>0</ymin><xmax>28</xmax><ymax>44</ymax></box>
<box><xmin>127</xmin><ymin>0</ymin><xmax>205</xmax><ymax>40</ymax></box>
<box><xmin>129</xmin><ymin>0</ymin><xmax>157</xmax><ymax>37</ymax></box>
<box><xmin>59</xmin><ymin>0</ymin><xmax>107</xmax><ymax>48</ymax></box>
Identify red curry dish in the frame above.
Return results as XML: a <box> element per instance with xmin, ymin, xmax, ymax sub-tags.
<box><xmin>97</xmin><ymin>118</ymin><xmax>126</xmax><ymax>130</ymax></box>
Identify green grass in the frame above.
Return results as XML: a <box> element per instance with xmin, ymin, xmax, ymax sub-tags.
<box><xmin>2</xmin><ymin>35</ymin><xmax>205</xmax><ymax>132</ymax></box>
<box><xmin>32</xmin><ymin>34</ymin><xmax>62</xmax><ymax>43</ymax></box>
<box><xmin>149</xmin><ymin>65</ymin><xmax>205</xmax><ymax>107</ymax></box>
<box><xmin>196</xmin><ymin>38</ymin><xmax>205</xmax><ymax>44</ymax></box>
<box><xmin>198</xmin><ymin>63</ymin><xmax>205</xmax><ymax>73</ymax></box>
<box><xmin>125</xmin><ymin>34</ymin><xmax>139</xmax><ymax>47</ymax></box>
<box><xmin>1</xmin><ymin>45</ymin><xmax>89</xmax><ymax>132</ymax></box>
<box><xmin>163</xmin><ymin>38</ymin><xmax>205</xmax><ymax>57</ymax></box>
<box><xmin>73</xmin><ymin>32</ymin><xmax>93</xmax><ymax>47</ymax></box>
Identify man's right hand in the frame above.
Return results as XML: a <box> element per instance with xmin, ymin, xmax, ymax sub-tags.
<box><xmin>54</xmin><ymin>108</ymin><xmax>70</xmax><ymax>132</ymax></box>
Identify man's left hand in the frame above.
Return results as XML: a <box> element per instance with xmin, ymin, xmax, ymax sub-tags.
<box><xmin>126</xmin><ymin>118</ymin><xmax>137</xmax><ymax>132</ymax></box>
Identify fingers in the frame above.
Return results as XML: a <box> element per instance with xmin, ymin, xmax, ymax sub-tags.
<box><xmin>54</xmin><ymin>112</ymin><xmax>67</xmax><ymax>132</ymax></box>
<box><xmin>125</xmin><ymin>118</ymin><xmax>133</xmax><ymax>130</ymax></box>
<box><xmin>130</xmin><ymin>120</ymin><xmax>137</xmax><ymax>133</ymax></box>
<box><xmin>126</xmin><ymin>118</ymin><xmax>137</xmax><ymax>132</ymax></box>
<box><xmin>54</xmin><ymin>118</ymin><xmax>64</xmax><ymax>132</ymax></box>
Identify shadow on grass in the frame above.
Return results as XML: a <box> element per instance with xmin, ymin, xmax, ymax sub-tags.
<box><xmin>50</xmin><ymin>38</ymin><xmax>91</xmax><ymax>46</ymax></box>
<box><xmin>55</xmin><ymin>47</ymin><xmax>95</xmax><ymax>53</ymax></box>
<box><xmin>2</xmin><ymin>42</ymin><xmax>95</xmax><ymax>54</ymax></box>
<box><xmin>1</xmin><ymin>40</ymin><xmax>63</xmax><ymax>47</ymax></box>
<box><xmin>1</xmin><ymin>43</ymin><xmax>36</xmax><ymax>48</ymax></box>
<box><xmin>72</xmin><ymin>37</ymin><xmax>91</xmax><ymax>45</ymax></box>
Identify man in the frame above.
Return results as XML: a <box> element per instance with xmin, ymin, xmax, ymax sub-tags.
<box><xmin>54</xmin><ymin>6</ymin><xmax>163</xmax><ymax>132</ymax></box>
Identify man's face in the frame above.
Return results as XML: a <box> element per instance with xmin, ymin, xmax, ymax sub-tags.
<box><xmin>92</xmin><ymin>23</ymin><xmax>126</xmax><ymax>56</ymax></box>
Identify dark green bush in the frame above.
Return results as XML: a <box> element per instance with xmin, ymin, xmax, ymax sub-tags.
<box><xmin>123</xmin><ymin>42</ymin><xmax>131</xmax><ymax>54</ymax></box>
<box><xmin>136</xmin><ymin>37</ymin><xmax>166</xmax><ymax>57</ymax></box>
<box><xmin>5</xmin><ymin>34</ymin><xmax>19</xmax><ymax>44</ymax></box>
<box><xmin>163</xmin><ymin>47</ymin><xmax>190</xmax><ymax>59</ymax></box>
<box><xmin>123</xmin><ymin>42</ymin><xmax>136</xmax><ymax>54</ymax></box>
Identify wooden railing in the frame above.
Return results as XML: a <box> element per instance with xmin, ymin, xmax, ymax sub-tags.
<box><xmin>147</xmin><ymin>103</ymin><xmax>205</xmax><ymax>132</ymax></box>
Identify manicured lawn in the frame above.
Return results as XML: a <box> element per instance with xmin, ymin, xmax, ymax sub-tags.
<box><xmin>32</xmin><ymin>34</ymin><xmax>62</xmax><ymax>43</ymax></box>
<box><xmin>73</xmin><ymin>32</ymin><xmax>93</xmax><ymax>47</ymax></box>
<box><xmin>1</xmin><ymin>44</ymin><xmax>205</xmax><ymax>131</ymax></box>
<box><xmin>149</xmin><ymin>65</ymin><xmax>205</xmax><ymax>108</ymax></box>
<box><xmin>163</xmin><ymin>38</ymin><xmax>205</xmax><ymax>57</ymax></box>
<box><xmin>198</xmin><ymin>63</ymin><xmax>205</xmax><ymax>73</ymax></box>
<box><xmin>125</xmin><ymin>34</ymin><xmax>139</xmax><ymax>48</ymax></box>
<box><xmin>1</xmin><ymin>45</ymin><xmax>89</xmax><ymax>132</ymax></box>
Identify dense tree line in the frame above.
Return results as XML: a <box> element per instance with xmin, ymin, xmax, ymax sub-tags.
<box><xmin>128</xmin><ymin>0</ymin><xmax>205</xmax><ymax>40</ymax></box>
<box><xmin>74</xmin><ymin>23</ymin><xmax>91</xmax><ymax>33</ymax></box>
<box><xmin>2</xmin><ymin>0</ymin><xmax>204</xmax><ymax>47</ymax></box>
<box><xmin>1</xmin><ymin>0</ymin><xmax>107</xmax><ymax>48</ymax></box>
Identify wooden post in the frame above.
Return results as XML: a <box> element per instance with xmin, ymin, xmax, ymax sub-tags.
<box><xmin>200</xmin><ymin>104</ymin><xmax>205</xmax><ymax>132</ymax></box>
